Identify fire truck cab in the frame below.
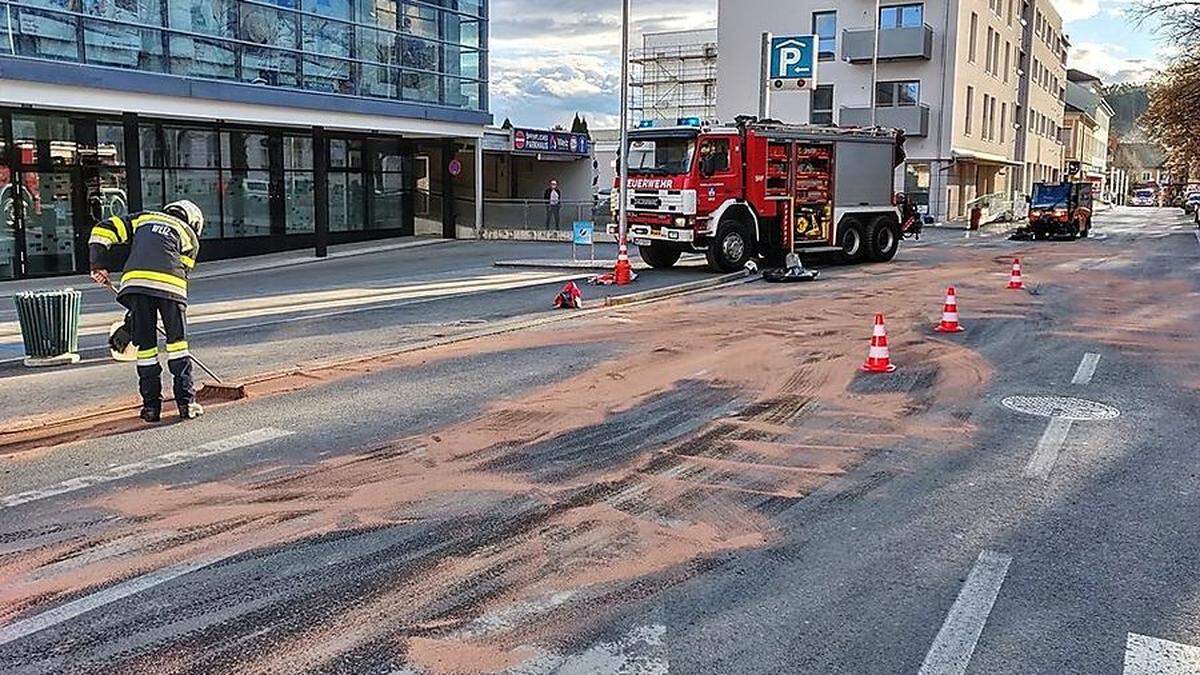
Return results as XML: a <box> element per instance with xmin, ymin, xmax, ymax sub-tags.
<box><xmin>608</xmin><ymin>117</ymin><xmax>906</xmax><ymax>272</ymax></box>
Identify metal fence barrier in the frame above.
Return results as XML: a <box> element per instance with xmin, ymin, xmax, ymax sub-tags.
<box><xmin>483</xmin><ymin>199</ymin><xmax>612</xmax><ymax>231</ymax></box>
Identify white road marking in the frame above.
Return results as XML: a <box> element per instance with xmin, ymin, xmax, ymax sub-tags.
<box><xmin>918</xmin><ymin>550</ymin><xmax>1013</xmax><ymax>675</ymax></box>
<box><xmin>0</xmin><ymin>549</ymin><xmax>243</xmax><ymax>647</ymax></box>
<box><xmin>0</xmin><ymin>427</ymin><xmax>293</xmax><ymax>510</ymax></box>
<box><xmin>1024</xmin><ymin>417</ymin><xmax>1074</xmax><ymax>479</ymax></box>
<box><xmin>1071</xmin><ymin>353</ymin><xmax>1102</xmax><ymax>385</ymax></box>
<box><xmin>1124</xmin><ymin>633</ymin><xmax>1200</xmax><ymax>674</ymax></box>
<box><xmin>506</xmin><ymin>624</ymin><xmax>669</xmax><ymax>675</ymax></box>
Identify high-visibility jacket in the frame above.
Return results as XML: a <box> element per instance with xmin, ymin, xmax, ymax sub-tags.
<box><xmin>88</xmin><ymin>211</ymin><xmax>200</xmax><ymax>306</ymax></box>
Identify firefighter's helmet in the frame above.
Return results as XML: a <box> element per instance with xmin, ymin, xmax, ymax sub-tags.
<box><xmin>164</xmin><ymin>200</ymin><xmax>205</xmax><ymax>237</ymax></box>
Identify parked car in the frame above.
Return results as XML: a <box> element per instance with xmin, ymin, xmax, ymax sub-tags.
<box><xmin>1131</xmin><ymin>188</ymin><xmax>1157</xmax><ymax>207</ymax></box>
<box><xmin>1183</xmin><ymin>191</ymin><xmax>1200</xmax><ymax>214</ymax></box>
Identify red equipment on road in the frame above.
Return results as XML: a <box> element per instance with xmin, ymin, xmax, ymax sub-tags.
<box><xmin>935</xmin><ymin>287</ymin><xmax>966</xmax><ymax>333</ymax></box>
<box><xmin>861</xmin><ymin>314</ymin><xmax>897</xmax><ymax>373</ymax></box>
<box><xmin>1008</xmin><ymin>258</ymin><xmax>1025</xmax><ymax>290</ymax></box>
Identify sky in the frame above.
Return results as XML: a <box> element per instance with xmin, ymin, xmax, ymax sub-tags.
<box><xmin>488</xmin><ymin>0</ymin><xmax>1167</xmax><ymax>130</ymax></box>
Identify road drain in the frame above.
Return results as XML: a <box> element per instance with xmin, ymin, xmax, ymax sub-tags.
<box><xmin>1000</xmin><ymin>395</ymin><xmax>1121</xmax><ymax>421</ymax></box>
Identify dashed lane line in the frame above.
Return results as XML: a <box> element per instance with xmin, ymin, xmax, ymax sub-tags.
<box><xmin>1024</xmin><ymin>417</ymin><xmax>1073</xmax><ymax>479</ymax></box>
<box><xmin>1124</xmin><ymin>633</ymin><xmax>1200</xmax><ymax>674</ymax></box>
<box><xmin>918</xmin><ymin>550</ymin><xmax>1013</xmax><ymax>675</ymax></box>
<box><xmin>0</xmin><ymin>427</ymin><xmax>293</xmax><ymax>510</ymax></box>
<box><xmin>1071</xmin><ymin>353</ymin><xmax>1102</xmax><ymax>385</ymax></box>
<box><xmin>0</xmin><ymin>549</ymin><xmax>247</xmax><ymax>647</ymax></box>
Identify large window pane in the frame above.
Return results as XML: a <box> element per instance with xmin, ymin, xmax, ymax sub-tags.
<box><xmin>84</xmin><ymin>21</ymin><xmax>166</xmax><ymax>71</ymax></box>
<box><xmin>372</xmin><ymin>172</ymin><xmax>406</xmax><ymax>230</ymax></box>
<box><xmin>168</xmin><ymin>1</ymin><xmax>236</xmax><ymax>38</ymax></box>
<box><xmin>13</xmin><ymin>7</ymin><xmax>79</xmax><ymax>62</ymax></box>
<box><xmin>240</xmin><ymin>4</ymin><xmax>298</xmax><ymax>49</ymax></box>
<box><xmin>242</xmin><ymin>47</ymin><xmax>301</xmax><ymax>88</ymax></box>
<box><xmin>96</xmin><ymin>122</ymin><xmax>126</xmax><ymax>167</ymax></box>
<box><xmin>84</xmin><ymin>0</ymin><xmax>164</xmax><ymax>25</ymax></box>
<box><xmin>221</xmin><ymin>132</ymin><xmax>270</xmax><ymax>170</ymax></box>
<box><xmin>95</xmin><ymin>169</ymin><xmax>129</xmax><ymax>221</ymax></box>
<box><xmin>164</xmin><ymin>170</ymin><xmax>222</xmax><ymax>238</ymax></box>
<box><xmin>302</xmin><ymin>16</ymin><xmax>352</xmax><ymax>59</ymax></box>
<box><xmin>164</xmin><ymin>128</ymin><xmax>220</xmax><ymax>168</ymax></box>
<box><xmin>222</xmin><ymin>170</ymin><xmax>272</xmax><ymax>237</ymax></box>
<box><xmin>304</xmin><ymin>55</ymin><xmax>354</xmax><ymax>93</ymax></box>
<box><xmin>329</xmin><ymin>139</ymin><xmax>362</xmax><ymax>169</ymax></box>
<box><xmin>329</xmin><ymin>173</ymin><xmax>366</xmax><ymax>232</ymax></box>
<box><xmin>361</xmin><ymin>64</ymin><xmax>399</xmax><ymax>98</ymax></box>
<box><xmin>303</xmin><ymin>0</ymin><xmax>351</xmax><ymax>20</ymax></box>
<box><xmin>284</xmin><ymin>172</ymin><xmax>315</xmax><ymax>233</ymax></box>
<box><xmin>169</xmin><ymin>35</ymin><xmax>237</xmax><ymax>80</ymax></box>
<box><xmin>139</xmin><ymin>125</ymin><xmax>163</xmax><ymax>167</ymax></box>
<box><xmin>23</xmin><ymin>172</ymin><xmax>76</xmax><ymax>276</ymax></box>
<box><xmin>284</xmin><ymin>136</ymin><xmax>313</xmax><ymax>170</ymax></box>
<box><xmin>12</xmin><ymin>115</ymin><xmax>76</xmax><ymax>166</ymax></box>
<box><xmin>402</xmin><ymin>70</ymin><xmax>439</xmax><ymax>104</ymax></box>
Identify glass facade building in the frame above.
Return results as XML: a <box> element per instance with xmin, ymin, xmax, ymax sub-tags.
<box><xmin>0</xmin><ymin>0</ymin><xmax>489</xmax><ymax>280</ymax></box>
<box><xmin>0</xmin><ymin>0</ymin><xmax>486</xmax><ymax>112</ymax></box>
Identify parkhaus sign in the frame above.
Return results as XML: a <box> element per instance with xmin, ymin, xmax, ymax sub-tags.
<box><xmin>512</xmin><ymin>128</ymin><xmax>590</xmax><ymax>156</ymax></box>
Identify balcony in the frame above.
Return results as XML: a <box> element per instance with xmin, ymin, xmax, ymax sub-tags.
<box><xmin>840</xmin><ymin>104</ymin><xmax>931</xmax><ymax>137</ymax></box>
<box><xmin>842</xmin><ymin>25</ymin><xmax>935</xmax><ymax>62</ymax></box>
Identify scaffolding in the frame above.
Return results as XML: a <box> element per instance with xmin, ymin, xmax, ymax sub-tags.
<box><xmin>630</xmin><ymin>42</ymin><xmax>718</xmax><ymax>123</ymax></box>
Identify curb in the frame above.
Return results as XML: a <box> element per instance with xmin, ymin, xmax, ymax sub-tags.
<box><xmin>0</xmin><ymin>239</ymin><xmax>452</xmax><ymax>300</ymax></box>
<box><xmin>0</xmin><ymin>271</ymin><xmax>759</xmax><ymax>445</ymax></box>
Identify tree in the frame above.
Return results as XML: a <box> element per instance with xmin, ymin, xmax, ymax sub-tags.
<box><xmin>570</xmin><ymin>113</ymin><xmax>584</xmax><ymax>133</ymax></box>
<box><xmin>577</xmin><ymin>115</ymin><xmax>591</xmax><ymax>136</ymax></box>
<box><xmin>1132</xmin><ymin>1</ymin><xmax>1200</xmax><ymax>42</ymax></box>
<box><xmin>1141</xmin><ymin>53</ymin><xmax>1200</xmax><ymax>180</ymax></box>
<box><xmin>501</xmin><ymin>117</ymin><xmax>513</xmax><ymax>130</ymax></box>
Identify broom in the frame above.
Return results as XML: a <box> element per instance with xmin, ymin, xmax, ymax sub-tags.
<box><xmin>105</xmin><ymin>283</ymin><xmax>246</xmax><ymax>403</ymax></box>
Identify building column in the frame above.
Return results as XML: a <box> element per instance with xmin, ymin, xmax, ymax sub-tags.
<box><xmin>474</xmin><ymin>140</ymin><xmax>484</xmax><ymax>239</ymax></box>
<box><xmin>313</xmin><ymin>126</ymin><xmax>329</xmax><ymax>258</ymax></box>
<box><xmin>441</xmin><ymin>138</ymin><xmax>456</xmax><ymax>239</ymax></box>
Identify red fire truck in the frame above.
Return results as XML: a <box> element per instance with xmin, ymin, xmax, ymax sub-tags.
<box><xmin>608</xmin><ymin>117</ymin><xmax>907</xmax><ymax>271</ymax></box>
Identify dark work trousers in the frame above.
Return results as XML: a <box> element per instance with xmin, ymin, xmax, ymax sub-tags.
<box><xmin>546</xmin><ymin>203</ymin><xmax>561</xmax><ymax>229</ymax></box>
<box><xmin>127</xmin><ymin>293</ymin><xmax>194</xmax><ymax>410</ymax></box>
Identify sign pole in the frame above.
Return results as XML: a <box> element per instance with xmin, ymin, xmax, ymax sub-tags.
<box><xmin>758</xmin><ymin>32</ymin><xmax>772</xmax><ymax>119</ymax></box>
<box><xmin>617</xmin><ymin>0</ymin><xmax>631</xmax><ymax>251</ymax></box>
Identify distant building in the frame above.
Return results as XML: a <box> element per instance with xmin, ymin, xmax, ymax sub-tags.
<box><xmin>631</xmin><ymin>29</ymin><xmax>718</xmax><ymax>124</ymax></box>
<box><xmin>1062</xmin><ymin>69</ymin><xmax>1114</xmax><ymax>197</ymax></box>
<box><xmin>716</xmin><ymin>0</ymin><xmax>1068</xmax><ymax>222</ymax></box>
<box><xmin>1112</xmin><ymin>132</ymin><xmax>1171</xmax><ymax>188</ymax></box>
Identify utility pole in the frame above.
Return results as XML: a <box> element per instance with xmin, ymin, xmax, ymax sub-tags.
<box><xmin>617</xmin><ymin>0</ymin><xmax>631</xmax><ymax>249</ymax></box>
<box><xmin>870</xmin><ymin>0</ymin><xmax>882</xmax><ymax>127</ymax></box>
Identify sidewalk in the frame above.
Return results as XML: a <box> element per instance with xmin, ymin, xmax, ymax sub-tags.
<box><xmin>0</xmin><ymin>236</ymin><xmax>450</xmax><ymax>299</ymax></box>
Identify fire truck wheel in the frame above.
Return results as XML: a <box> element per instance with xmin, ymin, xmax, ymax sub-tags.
<box><xmin>838</xmin><ymin>219</ymin><xmax>867</xmax><ymax>264</ymax></box>
<box><xmin>706</xmin><ymin>220</ymin><xmax>754</xmax><ymax>272</ymax></box>
<box><xmin>867</xmin><ymin>216</ymin><xmax>901</xmax><ymax>262</ymax></box>
<box><xmin>638</xmin><ymin>244</ymin><xmax>682</xmax><ymax>269</ymax></box>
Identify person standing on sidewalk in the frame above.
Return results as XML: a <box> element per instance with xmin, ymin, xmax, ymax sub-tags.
<box><xmin>544</xmin><ymin>179</ymin><xmax>562</xmax><ymax>229</ymax></box>
<box><xmin>88</xmin><ymin>201</ymin><xmax>206</xmax><ymax>423</ymax></box>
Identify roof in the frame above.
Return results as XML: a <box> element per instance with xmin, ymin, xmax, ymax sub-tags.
<box><xmin>1067</xmin><ymin>69</ymin><xmax>1102</xmax><ymax>84</ymax></box>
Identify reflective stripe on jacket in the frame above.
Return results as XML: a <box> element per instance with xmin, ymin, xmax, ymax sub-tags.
<box><xmin>89</xmin><ymin>211</ymin><xmax>200</xmax><ymax>305</ymax></box>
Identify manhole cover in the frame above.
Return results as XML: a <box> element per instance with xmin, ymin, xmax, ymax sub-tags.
<box><xmin>1000</xmin><ymin>395</ymin><xmax>1120</xmax><ymax>421</ymax></box>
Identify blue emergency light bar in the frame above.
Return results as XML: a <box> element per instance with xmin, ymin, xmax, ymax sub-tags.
<box><xmin>637</xmin><ymin>120</ymin><xmax>656</xmax><ymax>128</ymax></box>
<box><xmin>677</xmin><ymin>117</ymin><xmax>702</xmax><ymax>127</ymax></box>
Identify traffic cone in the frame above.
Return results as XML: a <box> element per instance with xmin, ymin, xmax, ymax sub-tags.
<box><xmin>934</xmin><ymin>286</ymin><xmax>966</xmax><ymax>333</ymax></box>
<box><xmin>1007</xmin><ymin>258</ymin><xmax>1024</xmax><ymax>290</ymax></box>
<box><xmin>614</xmin><ymin>238</ymin><xmax>633</xmax><ymax>286</ymax></box>
<box><xmin>861</xmin><ymin>313</ymin><xmax>897</xmax><ymax>373</ymax></box>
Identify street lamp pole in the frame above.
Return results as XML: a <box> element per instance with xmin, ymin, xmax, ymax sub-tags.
<box><xmin>617</xmin><ymin>0</ymin><xmax>631</xmax><ymax>248</ymax></box>
<box><xmin>870</xmin><ymin>0</ymin><xmax>882</xmax><ymax>127</ymax></box>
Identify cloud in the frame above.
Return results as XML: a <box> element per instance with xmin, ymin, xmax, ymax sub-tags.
<box><xmin>1055</xmin><ymin>0</ymin><xmax>1103</xmax><ymax>23</ymax></box>
<box><xmin>488</xmin><ymin>0</ymin><xmax>716</xmax><ymax>128</ymax></box>
<box><xmin>1069</xmin><ymin>42</ymin><xmax>1160</xmax><ymax>83</ymax></box>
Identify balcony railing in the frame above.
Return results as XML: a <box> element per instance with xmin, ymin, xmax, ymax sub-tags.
<box><xmin>842</xmin><ymin>25</ymin><xmax>935</xmax><ymax>62</ymax></box>
<box><xmin>839</xmin><ymin>104</ymin><xmax>931</xmax><ymax>137</ymax></box>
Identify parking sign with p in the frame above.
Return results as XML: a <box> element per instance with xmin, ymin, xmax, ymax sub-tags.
<box><xmin>768</xmin><ymin>35</ymin><xmax>818</xmax><ymax>90</ymax></box>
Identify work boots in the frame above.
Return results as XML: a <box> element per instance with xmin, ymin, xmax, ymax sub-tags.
<box><xmin>178</xmin><ymin>402</ymin><xmax>205</xmax><ymax>420</ymax></box>
<box><xmin>139</xmin><ymin>405</ymin><xmax>161</xmax><ymax>424</ymax></box>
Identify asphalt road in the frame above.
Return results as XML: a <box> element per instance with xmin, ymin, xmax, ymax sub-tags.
<box><xmin>0</xmin><ymin>240</ymin><xmax>712</xmax><ymax>424</ymax></box>
<box><xmin>1</xmin><ymin>207</ymin><xmax>1198</xmax><ymax>674</ymax></box>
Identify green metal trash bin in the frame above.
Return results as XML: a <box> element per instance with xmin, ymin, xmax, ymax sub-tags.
<box><xmin>14</xmin><ymin>289</ymin><xmax>83</xmax><ymax>367</ymax></box>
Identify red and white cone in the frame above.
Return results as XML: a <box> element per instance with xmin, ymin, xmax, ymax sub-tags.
<box><xmin>1007</xmin><ymin>258</ymin><xmax>1024</xmax><ymax>290</ymax></box>
<box><xmin>934</xmin><ymin>286</ymin><xmax>966</xmax><ymax>333</ymax></box>
<box><xmin>861</xmin><ymin>313</ymin><xmax>897</xmax><ymax>373</ymax></box>
<box><xmin>614</xmin><ymin>238</ymin><xmax>634</xmax><ymax>286</ymax></box>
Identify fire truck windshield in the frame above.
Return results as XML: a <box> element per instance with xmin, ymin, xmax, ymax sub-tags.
<box><xmin>627</xmin><ymin>138</ymin><xmax>695</xmax><ymax>174</ymax></box>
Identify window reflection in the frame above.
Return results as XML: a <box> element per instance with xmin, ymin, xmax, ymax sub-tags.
<box><xmin>7</xmin><ymin>0</ymin><xmax>487</xmax><ymax>110</ymax></box>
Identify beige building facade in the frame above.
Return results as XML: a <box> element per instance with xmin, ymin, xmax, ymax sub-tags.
<box><xmin>1062</xmin><ymin>69</ymin><xmax>1114</xmax><ymax>198</ymax></box>
<box><xmin>1015</xmin><ymin>0</ymin><xmax>1068</xmax><ymax>193</ymax></box>
<box><xmin>716</xmin><ymin>0</ymin><xmax>1070</xmax><ymax>222</ymax></box>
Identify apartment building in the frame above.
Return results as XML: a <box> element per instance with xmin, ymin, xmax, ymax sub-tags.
<box><xmin>631</xmin><ymin>29</ymin><xmax>719</xmax><ymax>124</ymax></box>
<box><xmin>1062</xmin><ymin>69</ymin><xmax>1114</xmax><ymax>197</ymax></box>
<box><xmin>717</xmin><ymin>0</ymin><xmax>1067</xmax><ymax>222</ymax></box>
<box><xmin>1015</xmin><ymin>0</ymin><xmax>1069</xmax><ymax>193</ymax></box>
